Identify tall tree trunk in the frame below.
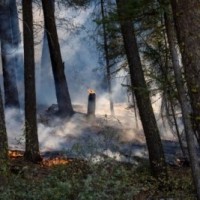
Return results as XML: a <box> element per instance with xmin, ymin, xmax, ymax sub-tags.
<box><xmin>0</xmin><ymin>0</ymin><xmax>20</xmax><ymax>109</ymax></box>
<box><xmin>169</xmin><ymin>100</ymin><xmax>187</xmax><ymax>159</ymax></box>
<box><xmin>165</xmin><ymin>3</ymin><xmax>200</xmax><ymax>198</ymax></box>
<box><xmin>40</xmin><ymin>0</ymin><xmax>54</xmax><ymax>105</ymax></box>
<box><xmin>0</xmin><ymin>87</ymin><xmax>8</xmax><ymax>186</ymax></box>
<box><xmin>116</xmin><ymin>0</ymin><xmax>167</xmax><ymax>178</ymax></box>
<box><xmin>41</xmin><ymin>0</ymin><xmax>74</xmax><ymax>117</ymax></box>
<box><xmin>159</xmin><ymin>17</ymin><xmax>187</xmax><ymax>159</ymax></box>
<box><xmin>22</xmin><ymin>0</ymin><xmax>42</xmax><ymax>162</ymax></box>
<box><xmin>100</xmin><ymin>0</ymin><xmax>114</xmax><ymax>115</ymax></box>
<box><xmin>170</xmin><ymin>0</ymin><xmax>200</xmax><ymax>144</ymax></box>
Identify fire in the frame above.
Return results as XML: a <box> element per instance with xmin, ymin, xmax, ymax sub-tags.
<box><xmin>88</xmin><ymin>88</ymin><xmax>95</xmax><ymax>94</ymax></box>
<box><xmin>8</xmin><ymin>150</ymin><xmax>71</xmax><ymax>167</ymax></box>
<box><xmin>9</xmin><ymin>150</ymin><xmax>23</xmax><ymax>158</ymax></box>
<box><xmin>42</xmin><ymin>157</ymin><xmax>71</xmax><ymax>167</ymax></box>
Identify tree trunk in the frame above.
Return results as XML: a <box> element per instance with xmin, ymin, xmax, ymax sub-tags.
<box><xmin>116</xmin><ymin>0</ymin><xmax>167</xmax><ymax>178</ymax></box>
<box><xmin>100</xmin><ymin>0</ymin><xmax>114</xmax><ymax>116</ymax></box>
<box><xmin>40</xmin><ymin>0</ymin><xmax>54</xmax><ymax>105</ymax></box>
<box><xmin>0</xmin><ymin>87</ymin><xmax>8</xmax><ymax>186</ymax></box>
<box><xmin>41</xmin><ymin>0</ymin><xmax>74</xmax><ymax>117</ymax></box>
<box><xmin>170</xmin><ymin>0</ymin><xmax>200</xmax><ymax>144</ymax></box>
<box><xmin>22</xmin><ymin>0</ymin><xmax>42</xmax><ymax>162</ymax></box>
<box><xmin>0</xmin><ymin>0</ymin><xmax>20</xmax><ymax>109</ymax></box>
<box><xmin>159</xmin><ymin>17</ymin><xmax>187</xmax><ymax>159</ymax></box>
<box><xmin>165</xmin><ymin>3</ymin><xmax>200</xmax><ymax>198</ymax></box>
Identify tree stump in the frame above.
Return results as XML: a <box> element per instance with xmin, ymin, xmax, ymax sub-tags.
<box><xmin>87</xmin><ymin>90</ymin><xmax>96</xmax><ymax>117</ymax></box>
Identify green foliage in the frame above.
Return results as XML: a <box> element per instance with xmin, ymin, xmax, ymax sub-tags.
<box><xmin>0</xmin><ymin>157</ymin><xmax>196</xmax><ymax>200</ymax></box>
<box><xmin>77</xmin><ymin>160</ymin><xmax>139</xmax><ymax>200</ymax></box>
<box><xmin>0</xmin><ymin>115</ymin><xmax>195</xmax><ymax>199</ymax></box>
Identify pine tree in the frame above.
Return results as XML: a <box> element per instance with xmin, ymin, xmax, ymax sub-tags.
<box><xmin>116</xmin><ymin>0</ymin><xmax>167</xmax><ymax>178</ymax></box>
<box><xmin>170</xmin><ymin>0</ymin><xmax>200</xmax><ymax>198</ymax></box>
<box><xmin>42</xmin><ymin>0</ymin><xmax>74</xmax><ymax>117</ymax></box>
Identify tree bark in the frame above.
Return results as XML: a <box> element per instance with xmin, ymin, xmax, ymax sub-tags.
<box><xmin>22</xmin><ymin>0</ymin><xmax>42</xmax><ymax>162</ymax></box>
<box><xmin>87</xmin><ymin>92</ymin><xmax>96</xmax><ymax>116</ymax></box>
<box><xmin>165</xmin><ymin>1</ymin><xmax>200</xmax><ymax>199</ymax></box>
<box><xmin>116</xmin><ymin>0</ymin><xmax>167</xmax><ymax>178</ymax></box>
<box><xmin>0</xmin><ymin>87</ymin><xmax>8</xmax><ymax>186</ymax></box>
<box><xmin>41</xmin><ymin>0</ymin><xmax>74</xmax><ymax>117</ymax></box>
<box><xmin>170</xmin><ymin>0</ymin><xmax>200</xmax><ymax>144</ymax></box>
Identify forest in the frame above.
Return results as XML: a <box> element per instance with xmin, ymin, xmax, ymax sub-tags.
<box><xmin>0</xmin><ymin>0</ymin><xmax>200</xmax><ymax>199</ymax></box>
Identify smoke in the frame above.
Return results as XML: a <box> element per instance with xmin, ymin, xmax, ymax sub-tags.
<box><xmin>37</xmin><ymin>106</ymin><xmax>148</xmax><ymax>162</ymax></box>
<box><xmin>1</xmin><ymin>2</ymin><xmax>180</xmax><ymax>164</ymax></box>
<box><xmin>5</xmin><ymin>108</ymin><xmax>24</xmax><ymax>150</ymax></box>
<box><xmin>5</xmin><ymin>101</ymin><xmax>149</xmax><ymax>163</ymax></box>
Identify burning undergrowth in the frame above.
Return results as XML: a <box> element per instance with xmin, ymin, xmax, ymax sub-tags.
<box><xmin>37</xmin><ymin>103</ymin><xmax>148</xmax><ymax>164</ymax></box>
<box><xmin>3</xmin><ymin>105</ymin><xmax>195</xmax><ymax>200</ymax></box>
<box><xmin>6</xmin><ymin>149</ymin><xmax>194</xmax><ymax>200</ymax></box>
<box><xmin>6</xmin><ymin>102</ymin><xmax>183</xmax><ymax>166</ymax></box>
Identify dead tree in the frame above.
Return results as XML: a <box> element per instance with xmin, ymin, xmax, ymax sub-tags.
<box><xmin>87</xmin><ymin>90</ymin><xmax>96</xmax><ymax>116</ymax></box>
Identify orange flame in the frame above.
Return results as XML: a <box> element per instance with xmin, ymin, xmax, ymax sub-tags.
<box><xmin>42</xmin><ymin>157</ymin><xmax>71</xmax><ymax>167</ymax></box>
<box><xmin>9</xmin><ymin>150</ymin><xmax>23</xmax><ymax>158</ymax></box>
<box><xmin>88</xmin><ymin>89</ymin><xmax>95</xmax><ymax>94</ymax></box>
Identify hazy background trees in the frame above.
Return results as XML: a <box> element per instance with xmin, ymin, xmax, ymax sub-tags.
<box><xmin>0</xmin><ymin>0</ymin><xmax>20</xmax><ymax>109</ymax></box>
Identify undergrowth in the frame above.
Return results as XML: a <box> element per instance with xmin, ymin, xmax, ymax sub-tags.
<box><xmin>0</xmin><ymin>157</ymin><xmax>196</xmax><ymax>200</ymax></box>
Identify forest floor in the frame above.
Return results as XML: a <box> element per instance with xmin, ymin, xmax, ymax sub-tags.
<box><xmin>3</xmin><ymin>103</ymin><xmax>197</xmax><ymax>199</ymax></box>
<box><xmin>1</xmin><ymin>150</ymin><xmax>196</xmax><ymax>200</ymax></box>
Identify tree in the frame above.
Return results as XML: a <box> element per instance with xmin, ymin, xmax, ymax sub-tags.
<box><xmin>131</xmin><ymin>0</ymin><xmax>187</xmax><ymax>159</ymax></box>
<box><xmin>100</xmin><ymin>0</ymin><xmax>114</xmax><ymax>115</ymax></box>
<box><xmin>0</xmin><ymin>0</ymin><xmax>20</xmax><ymax>109</ymax></box>
<box><xmin>116</xmin><ymin>0</ymin><xmax>167</xmax><ymax>178</ymax></box>
<box><xmin>0</xmin><ymin>87</ymin><xmax>8</xmax><ymax>186</ymax></box>
<box><xmin>159</xmin><ymin>0</ymin><xmax>185</xmax><ymax>155</ymax></box>
<box><xmin>170</xmin><ymin>0</ymin><xmax>200</xmax><ymax>144</ymax></box>
<box><xmin>22</xmin><ymin>0</ymin><xmax>42</xmax><ymax>162</ymax></box>
<box><xmin>41</xmin><ymin>0</ymin><xmax>74</xmax><ymax>117</ymax></box>
<box><xmin>169</xmin><ymin>0</ymin><xmax>200</xmax><ymax>198</ymax></box>
<box><xmin>40</xmin><ymin>0</ymin><xmax>54</xmax><ymax>106</ymax></box>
